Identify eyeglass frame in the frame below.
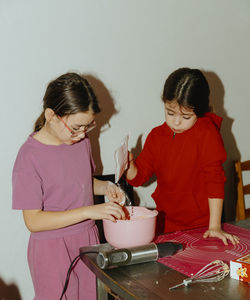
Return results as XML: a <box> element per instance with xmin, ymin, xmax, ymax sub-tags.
<box><xmin>57</xmin><ymin>115</ymin><xmax>96</xmax><ymax>137</ymax></box>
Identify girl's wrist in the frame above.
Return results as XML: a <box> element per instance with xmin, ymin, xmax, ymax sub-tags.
<box><xmin>103</xmin><ymin>181</ymin><xmax>109</xmax><ymax>195</ymax></box>
<box><xmin>81</xmin><ymin>205</ymin><xmax>93</xmax><ymax>221</ymax></box>
<box><xmin>208</xmin><ymin>222</ymin><xmax>221</xmax><ymax>231</ymax></box>
<box><xmin>128</xmin><ymin>158</ymin><xmax>135</xmax><ymax>170</ymax></box>
<box><xmin>104</xmin><ymin>180</ymin><xmax>115</xmax><ymax>195</ymax></box>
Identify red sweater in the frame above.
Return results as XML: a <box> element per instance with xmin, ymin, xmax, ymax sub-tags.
<box><xmin>127</xmin><ymin>113</ymin><xmax>226</xmax><ymax>233</ymax></box>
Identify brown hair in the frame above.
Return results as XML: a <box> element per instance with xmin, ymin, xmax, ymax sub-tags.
<box><xmin>34</xmin><ymin>73</ymin><xmax>100</xmax><ymax>132</ymax></box>
<box><xmin>162</xmin><ymin>68</ymin><xmax>210</xmax><ymax>117</ymax></box>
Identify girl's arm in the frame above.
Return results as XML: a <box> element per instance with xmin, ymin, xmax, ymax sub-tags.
<box><xmin>203</xmin><ymin>198</ymin><xmax>239</xmax><ymax>245</ymax></box>
<box><xmin>93</xmin><ymin>178</ymin><xmax>125</xmax><ymax>203</ymax></box>
<box><xmin>93</xmin><ymin>177</ymin><xmax>109</xmax><ymax>195</ymax></box>
<box><xmin>23</xmin><ymin>201</ymin><xmax>125</xmax><ymax>233</ymax></box>
<box><xmin>23</xmin><ymin>179</ymin><xmax>127</xmax><ymax>233</ymax></box>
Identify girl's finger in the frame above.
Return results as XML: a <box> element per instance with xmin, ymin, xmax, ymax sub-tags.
<box><xmin>203</xmin><ymin>231</ymin><xmax>209</xmax><ymax>238</ymax></box>
<box><xmin>227</xmin><ymin>234</ymin><xmax>239</xmax><ymax>245</ymax></box>
<box><xmin>103</xmin><ymin>214</ymin><xmax>116</xmax><ymax>222</ymax></box>
<box><xmin>227</xmin><ymin>234</ymin><xmax>236</xmax><ymax>245</ymax></box>
<box><xmin>106</xmin><ymin>203</ymin><xmax>125</xmax><ymax>219</ymax></box>
<box><xmin>221</xmin><ymin>235</ymin><xmax>228</xmax><ymax>246</ymax></box>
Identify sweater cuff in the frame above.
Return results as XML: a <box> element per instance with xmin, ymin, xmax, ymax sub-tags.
<box><xmin>206</xmin><ymin>183</ymin><xmax>225</xmax><ymax>199</ymax></box>
<box><xmin>126</xmin><ymin>171</ymin><xmax>144</xmax><ymax>187</ymax></box>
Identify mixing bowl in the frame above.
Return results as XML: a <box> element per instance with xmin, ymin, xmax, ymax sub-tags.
<box><xmin>103</xmin><ymin>206</ymin><xmax>158</xmax><ymax>248</ymax></box>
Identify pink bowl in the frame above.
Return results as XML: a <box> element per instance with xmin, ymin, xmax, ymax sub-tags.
<box><xmin>103</xmin><ymin>206</ymin><xmax>158</xmax><ymax>248</ymax></box>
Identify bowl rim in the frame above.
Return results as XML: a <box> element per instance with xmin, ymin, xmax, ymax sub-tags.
<box><xmin>103</xmin><ymin>207</ymin><xmax>158</xmax><ymax>223</ymax></box>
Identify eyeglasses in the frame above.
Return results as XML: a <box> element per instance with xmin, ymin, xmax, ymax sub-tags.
<box><xmin>57</xmin><ymin>115</ymin><xmax>96</xmax><ymax>137</ymax></box>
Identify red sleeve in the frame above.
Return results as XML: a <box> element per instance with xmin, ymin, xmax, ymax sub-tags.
<box><xmin>199</xmin><ymin>124</ymin><xmax>227</xmax><ymax>198</ymax></box>
<box><xmin>127</xmin><ymin>130</ymin><xmax>158</xmax><ymax>187</ymax></box>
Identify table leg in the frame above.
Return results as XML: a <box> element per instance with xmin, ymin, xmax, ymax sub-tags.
<box><xmin>97</xmin><ymin>278</ymin><xmax>108</xmax><ymax>300</ymax></box>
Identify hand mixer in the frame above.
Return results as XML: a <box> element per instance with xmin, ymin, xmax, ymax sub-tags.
<box><xmin>96</xmin><ymin>242</ymin><xmax>183</xmax><ymax>269</ymax></box>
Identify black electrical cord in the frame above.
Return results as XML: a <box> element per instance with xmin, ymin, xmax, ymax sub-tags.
<box><xmin>59</xmin><ymin>251</ymin><xmax>99</xmax><ymax>300</ymax></box>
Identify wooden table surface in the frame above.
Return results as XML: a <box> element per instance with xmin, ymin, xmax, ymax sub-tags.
<box><xmin>80</xmin><ymin>219</ymin><xmax>250</xmax><ymax>300</ymax></box>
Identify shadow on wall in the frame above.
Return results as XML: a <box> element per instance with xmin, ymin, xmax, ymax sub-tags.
<box><xmin>130</xmin><ymin>134</ymin><xmax>143</xmax><ymax>206</ymax></box>
<box><xmin>84</xmin><ymin>74</ymin><xmax>117</xmax><ymax>175</ymax></box>
<box><xmin>204</xmin><ymin>71</ymin><xmax>241</xmax><ymax>222</ymax></box>
<box><xmin>130</xmin><ymin>134</ymin><xmax>157</xmax><ymax>205</ymax></box>
<box><xmin>85</xmin><ymin>73</ymin><xmax>159</xmax><ymax>206</ymax></box>
<box><xmin>0</xmin><ymin>277</ymin><xmax>22</xmax><ymax>300</ymax></box>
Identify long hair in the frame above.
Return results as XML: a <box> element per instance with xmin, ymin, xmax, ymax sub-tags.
<box><xmin>162</xmin><ymin>68</ymin><xmax>210</xmax><ymax>117</ymax></box>
<box><xmin>34</xmin><ymin>73</ymin><xmax>100</xmax><ymax>132</ymax></box>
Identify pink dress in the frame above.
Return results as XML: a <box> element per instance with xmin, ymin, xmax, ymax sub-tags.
<box><xmin>12</xmin><ymin>134</ymin><xmax>99</xmax><ymax>299</ymax></box>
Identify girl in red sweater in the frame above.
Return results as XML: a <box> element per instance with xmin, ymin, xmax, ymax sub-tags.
<box><xmin>126</xmin><ymin>68</ymin><xmax>239</xmax><ymax>245</ymax></box>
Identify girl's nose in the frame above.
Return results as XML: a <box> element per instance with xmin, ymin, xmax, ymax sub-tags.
<box><xmin>173</xmin><ymin>116</ymin><xmax>181</xmax><ymax>126</ymax></box>
<box><xmin>73</xmin><ymin>132</ymin><xmax>86</xmax><ymax>141</ymax></box>
<box><xmin>78</xmin><ymin>132</ymin><xmax>86</xmax><ymax>139</ymax></box>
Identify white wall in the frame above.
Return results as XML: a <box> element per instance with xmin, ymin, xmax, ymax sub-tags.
<box><xmin>1</xmin><ymin>0</ymin><xmax>250</xmax><ymax>299</ymax></box>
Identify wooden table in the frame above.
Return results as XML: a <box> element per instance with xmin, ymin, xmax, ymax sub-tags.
<box><xmin>80</xmin><ymin>219</ymin><xmax>250</xmax><ymax>300</ymax></box>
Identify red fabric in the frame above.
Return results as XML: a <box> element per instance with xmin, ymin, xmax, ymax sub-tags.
<box><xmin>127</xmin><ymin>113</ymin><xmax>226</xmax><ymax>233</ymax></box>
<box><xmin>154</xmin><ymin>223</ymin><xmax>250</xmax><ymax>277</ymax></box>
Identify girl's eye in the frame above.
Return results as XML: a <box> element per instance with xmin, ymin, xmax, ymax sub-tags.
<box><xmin>167</xmin><ymin>112</ymin><xmax>174</xmax><ymax>116</ymax></box>
<box><xmin>183</xmin><ymin>116</ymin><xmax>191</xmax><ymax>120</ymax></box>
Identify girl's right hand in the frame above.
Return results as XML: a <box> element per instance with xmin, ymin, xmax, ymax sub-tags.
<box><xmin>85</xmin><ymin>202</ymin><xmax>126</xmax><ymax>222</ymax></box>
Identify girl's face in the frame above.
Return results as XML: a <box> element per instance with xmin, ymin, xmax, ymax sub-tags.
<box><xmin>164</xmin><ymin>100</ymin><xmax>197</xmax><ymax>134</ymax></box>
<box><xmin>48</xmin><ymin>110</ymin><xmax>96</xmax><ymax>145</ymax></box>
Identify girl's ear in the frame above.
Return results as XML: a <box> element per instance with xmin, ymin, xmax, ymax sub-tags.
<box><xmin>44</xmin><ymin>108</ymin><xmax>55</xmax><ymax>122</ymax></box>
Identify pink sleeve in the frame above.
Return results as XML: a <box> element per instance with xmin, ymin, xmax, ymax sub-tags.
<box><xmin>12</xmin><ymin>152</ymin><xmax>43</xmax><ymax>210</ymax></box>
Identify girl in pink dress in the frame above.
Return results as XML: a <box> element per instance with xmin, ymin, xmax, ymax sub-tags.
<box><xmin>12</xmin><ymin>73</ymin><xmax>125</xmax><ymax>299</ymax></box>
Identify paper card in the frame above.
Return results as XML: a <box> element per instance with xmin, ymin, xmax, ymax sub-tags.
<box><xmin>114</xmin><ymin>135</ymin><xmax>129</xmax><ymax>183</ymax></box>
<box><xmin>230</xmin><ymin>253</ymin><xmax>250</xmax><ymax>283</ymax></box>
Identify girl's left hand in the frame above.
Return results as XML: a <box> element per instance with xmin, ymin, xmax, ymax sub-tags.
<box><xmin>105</xmin><ymin>181</ymin><xmax>125</xmax><ymax>205</ymax></box>
<box><xmin>203</xmin><ymin>228</ymin><xmax>240</xmax><ymax>245</ymax></box>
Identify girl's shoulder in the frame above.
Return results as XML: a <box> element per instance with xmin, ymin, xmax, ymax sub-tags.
<box><xmin>197</xmin><ymin>112</ymin><xmax>223</xmax><ymax>132</ymax></box>
<box><xmin>144</xmin><ymin>123</ymin><xmax>172</xmax><ymax>150</ymax></box>
<box><xmin>150</xmin><ymin>122</ymin><xmax>171</xmax><ymax>137</ymax></box>
<box><xmin>13</xmin><ymin>135</ymin><xmax>39</xmax><ymax>173</ymax></box>
<box><xmin>195</xmin><ymin>113</ymin><xmax>225</xmax><ymax>149</ymax></box>
<box><xmin>16</xmin><ymin>134</ymin><xmax>37</xmax><ymax>158</ymax></box>
<box><xmin>192</xmin><ymin>113</ymin><xmax>223</xmax><ymax>143</ymax></box>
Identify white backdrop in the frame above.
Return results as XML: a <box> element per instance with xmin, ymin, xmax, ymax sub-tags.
<box><xmin>1</xmin><ymin>0</ymin><xmax>250</xmax><ymax>299</ymax></box>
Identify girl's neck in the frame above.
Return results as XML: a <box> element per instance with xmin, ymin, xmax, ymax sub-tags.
<box><xmin>33</xmin><ymin>126</ymin><xmax>62</xmax><ymax>146</ymax></box>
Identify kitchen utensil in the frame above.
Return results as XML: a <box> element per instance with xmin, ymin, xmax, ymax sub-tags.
<box><xmin>103</xmin><ymin>206</ymin><xmax>158</xmax><ymax>248</ymax></box>
<box><xmin>169</xmin><ymin>260</ymin><xmax>229</xmax><ymax>290</ymax></box>
<box><xmin>97</xmin><ymin>242</ymin><xmax>183</xmax><ymax>269</ymax></box>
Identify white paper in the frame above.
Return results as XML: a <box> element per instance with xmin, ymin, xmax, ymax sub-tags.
<box><xmin>114</xmin><ymin>135</ymin><xmax>129</xmax><ymax>183</ymax></box>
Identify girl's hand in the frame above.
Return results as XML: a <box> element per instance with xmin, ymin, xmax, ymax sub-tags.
<box><xmin>86</xmin><ymin>202</ymin><xmax>126</xmax><ymax>222</ymax></box>
<box><xmin>203</xmin><ymin>228</ymin><xmax>240</xmax><ymax>245</ymax></box>
<box><xmin>105</xmin><ymin>181</ymin><xmax>125</xmax><ymax>204</ymax></box>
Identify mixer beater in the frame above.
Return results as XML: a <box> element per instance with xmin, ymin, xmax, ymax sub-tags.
<box><xmin>169</xmin><ymin>260</ymin><xmax>230</xmax><ymax>290</ymax></box>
